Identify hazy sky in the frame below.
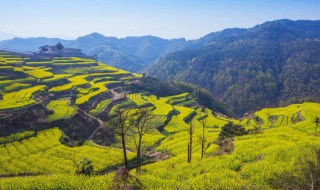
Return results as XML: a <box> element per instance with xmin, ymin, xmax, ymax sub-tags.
<box><xmin>1</xmin><ymin>0</ymin><xmax>320</xmax><ymax>40</ymax></box>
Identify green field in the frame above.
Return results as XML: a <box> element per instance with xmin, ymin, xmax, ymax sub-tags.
<box><xmin>0</xmin><ymin>85</ymin><xmax>46</xmax><ymax>110</ymax></box>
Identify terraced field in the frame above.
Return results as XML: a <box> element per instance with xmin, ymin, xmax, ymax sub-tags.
<box><xmin>0</xmin><ymin>85</ymin><xmax>46</xmax><ymax>110</ymax></box>
<box><xmin>1</xmin><ymin>100</ymin><xmax>319</xmax><ymax>189</ymax></box>
<box><xmin>0</xmin><ymin>128</ymin><xmax>132</xmax><ymax>175</ymax></box>
<box><xmin>46</xmin><ymin>99</ymin><xmax>76</xmax><ymax>120</ymax></box>
<box><xmin>0</xmin><ymin>50</ymin><xmax>319</xmax><ymax>189</ymax></box>
<box><xmin>0</xmin><ymin>52</ymin><xmax>135</xmax><ymax>112</ymax></box>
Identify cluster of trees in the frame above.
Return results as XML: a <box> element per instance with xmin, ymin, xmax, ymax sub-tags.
<box><xmin>70</xmin><ymin>108</ymin><xmax>157</xmax><ymax>178</ymax></box>
<box><xmin>109</xmin><ymin>106</ymin><xmax>212</xmax><ymax>171</ymax></box>
<box><xmin>218</xmin><ymin>123</ymin><xmax>248</xmax><ymax>141</ymax></box>
<box><xmin>109</xmin><ymin>108</ymin><xmax>157</xmax><ymax>174</ymax></box>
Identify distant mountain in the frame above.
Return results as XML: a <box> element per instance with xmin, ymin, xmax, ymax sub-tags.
<box><xmin>0</xmin><ymin>37</ymin><xmax>67</xmax><ymax>51</ymax></box>
<box><xmin>0</xmin><ymin>33</ymin><xmax>187</xmax><ymax>72</ymax></box>
<box><xmin>146</xmin><ymin>19</ymin><xmax>320</xmax><ymax>116</ymax></box>
<box><xmin>0</xmin><ymin>32</ymin><xmax>16</xmax><ymax>41</ymax></box>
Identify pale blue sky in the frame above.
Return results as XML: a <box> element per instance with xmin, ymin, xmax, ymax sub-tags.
<box><xmin>0</xmin><ymin>0</ymin><xmax>319</xmax><ymax>39</ymax></box>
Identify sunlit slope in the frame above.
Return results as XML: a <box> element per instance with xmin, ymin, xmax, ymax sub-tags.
<box><xmin>136</xmin><ymin>102</ymin><xmax>320</xmax><ymax>189</ymax></box>
<box><xmin>0</xmin><ymin>90</ymin><xmax>235</xmax><ymax>189</ymax></box>
<box><xmin>0</xmin><ymin>128</ymin><xmax>133</xmax><ymax>176</ymax></box>
<box><xmin>139</xmin><ymin>125</ymin><xmax>320</xmax><ymax>189</ymax></box>
<box><xmin>241</xmin><ymin>102</ymin><xmax>320</xmax><ymax>134</ymax></box>
<box><xmin>0</xmin><ymin>102</ymin><xmax>319</xmax><ymax>189</ymax></box>
<box><xmin>0</xmin><ymin>51</ymin><xmax>138</xmax><ymax>113</ymax></box>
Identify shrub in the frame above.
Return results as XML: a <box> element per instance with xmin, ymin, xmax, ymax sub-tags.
<box><xmin>218</xmin><ymin>122</ymin><xmax>248</xmax><ymax>140</ymax></box>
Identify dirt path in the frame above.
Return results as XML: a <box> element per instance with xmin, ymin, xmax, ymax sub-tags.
<box><xmin>88</xmin><ymin>89</ymin><xmax>127</xmax><ymax>139</ymax></box>
<box><xmin>88</xmin><ymin>117</ymin><xmax>106</xmax><ymax>140</ymax></box>
<box><xmin>88</xmin><ymin>125</ymin><xmax>103</xmax><ymax>140</ymax></box>
<box><xmin>78</xmin><ymin>109</ymin><xmax>106</xmax><ymax>140</ymax></box>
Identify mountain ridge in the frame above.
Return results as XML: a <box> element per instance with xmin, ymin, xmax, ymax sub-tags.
<box><xmin>146</xmin><ymin>19</ymin><xmax>320</xmax><ymax>116</ymax></box>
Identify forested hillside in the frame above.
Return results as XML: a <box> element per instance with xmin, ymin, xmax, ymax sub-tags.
<box><xmin>146</xmin><ymin>19</ymin><xmax>320</xmax><ymax>115</ymax></box>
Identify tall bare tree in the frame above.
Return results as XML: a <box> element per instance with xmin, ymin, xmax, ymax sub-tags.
<box><xmin>131</xmin><ymin>109</ymin><xmax>156</xmax><ymax>174</ymax></box>
<box><xmin>199</xmin><ymin>116</ymin><xmax>207</xmax><ymax>159</ymax></box>
<box><xmin>109</xmin><ymin>109</ymin><xmax>131</xmax><ymax>170</ymax></box>
<box><xmin>187</xmin><ymin>120</ymin><xmax>193</xmax><ymax>163</ymax></box>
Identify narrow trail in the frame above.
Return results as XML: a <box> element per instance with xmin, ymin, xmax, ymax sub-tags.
<box><xmin>88</xmin><ymin>125</ymin><xmax>103</xmax><ymax>140</ymax></box>
<box><xmin>88</xmin><ymin>119</ymin><xmax>105</xmax><ymax>140</ymax></box>
<box><xmin>78</xmin><ymin>109</ymin><xmax>106</xmax><ymax>140</ymax></box>
<box><xmin>88</xmin><ymin>89</ymin><xmax>125</xmax><ymax>140</ymax></box>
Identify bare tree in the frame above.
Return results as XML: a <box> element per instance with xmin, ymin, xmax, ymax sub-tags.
<box><xmin>315</xmin><ymin>116</ymin><xmax>320</xmax><ymax>136</ymax></box>
<box><xmin>71</xmin><ymin>156</ymin><xmax>81</xmax><ymax>174</ymax></box>
<box><xmin>188</xmin><ymin>120</ymin><xmax>193</xmax><ymax>163</ymax></box>
<box><xmin>109</xmin><ymin>109</ymin><xmax>131</xmax><ymax>170</ymax></box>
<box><xmin>199</xmin><ymin>117</ymin><xmax>207</xmax><ymax>159</ymax></box>
<box><xmin>131</xmin><ymin>109</ymin><xmax>156</xmax><ymax>174</ymax></box>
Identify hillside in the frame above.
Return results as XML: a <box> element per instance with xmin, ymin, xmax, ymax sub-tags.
<box><xmin>0</xmin><ymin>34</ymin><xmax>187</xmax><ymax>72</ymax></box>
<box><xmin>146</xmin><ymin>19</ymin><xmax>320</xmax><ymax>116</ymax></box>
<box><xmin>0</xmin><ymin>50</ymin><xmax>320</xmax><ymax>189</ymax></box>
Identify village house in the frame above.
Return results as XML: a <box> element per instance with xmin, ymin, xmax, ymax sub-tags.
<box><xmin>37</xmin><ymin>42</ymin><xmax>95</xmax><ymax>59</ymax></box>
<box><xmin>39</xmin><ymin>43</ymin><xmax>82</xmax><ymax>55</ymax></box>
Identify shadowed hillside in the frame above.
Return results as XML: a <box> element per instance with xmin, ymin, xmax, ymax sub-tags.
<box><xmin>146</xmin><ymin>19</ymin><xmax>320</xmax><ymax>115</ymax></box>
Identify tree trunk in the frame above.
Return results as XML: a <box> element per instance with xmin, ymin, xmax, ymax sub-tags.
<box><xmin>187</xmin><ymin>143</ymin><xmax>190</xmax><ymax>162</ymax></box>
<box><xmin>309</xmin><ymin>169</ymin><xmax>314</xmax><ymax>190</ymax></box>
<box><xmin>201</xmin><ymin>122</ymin><xmax>205</xmax><ymax>159</ymax></box>
<box><xmin>188</xmin><ymin>123</ymin><xmax>193</xmax><ymax>163</ymax></box>
<box><xmin>190</xmin><ymin>125</ymin><xmax>193</xmax><ymax>162</ymax></box>
<box><xmin>121</xmin><ymin>135</ymin><xmax>129</xmax><ymax>170</ymax></box>
<box><xmin>136</xmin><ymin>135</ymin><xmax>142</xmax><ymax>174</ymax></box>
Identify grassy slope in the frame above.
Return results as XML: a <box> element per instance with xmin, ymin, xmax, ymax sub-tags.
<box><xmin>1</xmin><ymin>102</ymin><xmax>319</xmax><ymax>189</ymax></box>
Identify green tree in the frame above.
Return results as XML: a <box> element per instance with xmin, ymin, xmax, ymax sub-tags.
<box><xmin>219</xmin><ymin>122</ymin><xmax>247</xmax><ymax>140</ymax></box>
<box><xmin>72</xmin><ymin>157</ymin><xmax>94</xmax><ymax>176</ymax></box>
<box><xmin>79</xmin><ymin>158</ymin><xmax>94</xmax><ymax>176</ymax></box>
<box><xmin>56</xmin><ymin>42</ymin><xmax>64</xmax><ymax>50</ymax></box>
